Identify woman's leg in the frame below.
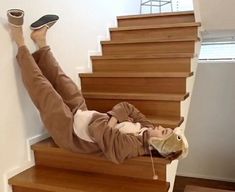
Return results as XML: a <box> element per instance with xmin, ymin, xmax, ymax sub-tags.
<box><xmin>30</xmin><ymin>27</ymin><xmax>87</xmax><ymax>114</ymax></box>
<box><xmin>10</xmin><ymin>25</ymin><xmax>75</xmax><ymax>150</ymax></box>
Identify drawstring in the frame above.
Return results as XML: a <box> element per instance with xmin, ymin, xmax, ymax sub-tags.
<box><xmin>143</xmin><ymin>130</ymin><xmax>158</xmax><ymax>180</ymax></box>
<box><xmin>149</xmin><ymin>145</ymin><xmax>159</xmax><ymax>180</ymax></box>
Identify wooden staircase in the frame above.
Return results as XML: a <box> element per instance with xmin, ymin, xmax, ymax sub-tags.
<box><xmin>9</xmin><ymin>11</ymin><xmax>200</xmax><ymax>192</ymax></box>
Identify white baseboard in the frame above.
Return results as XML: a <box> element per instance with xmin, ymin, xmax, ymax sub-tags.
<box><xmin>177</xmin><ymin>172</ymin><xmax>235</xmax><ymax>183</ymax></box>
<box><xmin>167</xmin><ymin>160</ymin><xmax>179</xmax><ymax>192</ymax></box>
<box><xmin>4</xmin><ymin>133</ymin><xmax>49</xmax><ymax>192</ymax></box>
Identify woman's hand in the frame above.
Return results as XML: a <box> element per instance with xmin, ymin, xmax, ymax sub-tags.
<box><xmin>127</xmin><ymin>117</ymin><xmax>134</xmax><ymax>122</ymax></box>
<box><xmin>108</xmin><ymin>116</ymin><xmax>118</xmax><ymax>128</ymax></box>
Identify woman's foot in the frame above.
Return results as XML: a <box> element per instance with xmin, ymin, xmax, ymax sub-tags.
<box><xmin>30</xmin><ymin>27</ymin><xmax>48</xmax><ymax>49</ymax></box>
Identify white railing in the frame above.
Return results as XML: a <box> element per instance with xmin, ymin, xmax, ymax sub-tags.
<box><xmin>140</xmin><ymin>0</ymin><xmax>193</xmax><ymax>14</ymax></box>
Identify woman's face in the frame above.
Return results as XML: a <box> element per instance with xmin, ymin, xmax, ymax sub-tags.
<box><xmin>148</xmin><ymin>126</ymin><xmax>173</xmax><ymax>139</ymax></box>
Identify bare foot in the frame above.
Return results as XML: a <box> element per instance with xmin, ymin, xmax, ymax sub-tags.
<box><xmin>9</xmin><ymin>25</ymin><xmax>25</xmax><ymax>47</ymax></box>
<box><xmin>31</xmin><ymin>27</ymin><xmax>48</xmax><ymax>48</ymax></box>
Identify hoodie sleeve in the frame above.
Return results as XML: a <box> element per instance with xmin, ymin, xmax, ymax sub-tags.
<box><xmin>88</xmin><ymin>113</ymin><xmax>149</xmax><ymax>163</ymax></box>
<box><xmin>107</xmin><ymin>102</ymin><xmax>154</xmax><ymax>129</ymax></box>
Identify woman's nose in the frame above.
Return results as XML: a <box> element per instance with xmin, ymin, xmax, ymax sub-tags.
<box><xmin>158</xmin><ymin>126</ymin><xmax>164</xmax><ymax>130</ymax></box>
<box><xmin>156</xmin><ymin>126</ymin><xmax>162</xmax><ymax>130</ymax></box>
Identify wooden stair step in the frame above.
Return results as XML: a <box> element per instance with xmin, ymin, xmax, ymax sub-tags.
<box><xmin>110</xmin><ymin>22</ymin><xmax>201</xmax><ymax>31</ymax></box>
<box><xmin>101</xmin><ymin>37</ymin><xmax>199</xmax><ymax>45</ymax></box>
<box><xmin>91</xmin><ymin>53</ymin><xmax>195</xmax><ymax>60</ymax></box>
<box><xmin>92</xmin><ymin>57</ymin><xmax>191</xmax><ymax>73</ymax></box>
<box><xmin>117</xmin><ymin>11</ymin><xmax>195</xmax><ymax>27</ymax></box>
<box><xmin>80</xmin><ymin>72</ymin><xmax>193</xmax><ymax>78</ymax></box>
<box><xmin>80</xmin><ymin>74</ymin><xmax>188</xmax><ymax>94</ymax></box>
<box><xmin>118</xmin><ymin>11</ymin><xmax>195</xmax><ymax>19</ymax></box>
<box><xmin>85</xmin><ymin>99</ymin><xmax>180</xmax><ymax>117</ymax></box>
<box><xmin>9</xmin><ymin>166</ymin><xmax>170</xmax><ymax>192</ymax></box>
<box><xmin>101</xmin><ymin>39</ymin><xmax>197</xmax><ymax>55</ymax></box>
<box><xmin>31</xmin><ymin>138</ymin><xmax>171</xmax><ymax>181</ymax></box>
<box><xmin>83</xmin><ymin>92</ymin><xmax>189</xmax><ymax>101</ymax></box>
<box><xmin>83</xmin><ymin>92</ymin><xmax>185</xmax><ymax>128</ymax></box>
<box><xmin>80</xmin><ymin>72</ymin><xmax>192</xmax><ymax>94</ymax></box>
<box><xmin>110</xmin><ymin>23</ymin><xmax>200</xmax><ymax>41</ymax></box>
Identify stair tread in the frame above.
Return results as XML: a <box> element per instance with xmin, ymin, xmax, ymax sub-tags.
<box><xmin>101</xmin><ymin>37</ymin><xmax>199</xmax><ymax>44</ymax></box>
<box><xmin>9</xmin><ymin>166</ymin><xmax>170</xmax><ymax>192</ymax></box>
<box><xmin>147</xmin><ymin>116</ymin><xmax>184</xmax><ymax>127</ymax></box>
<box><xmin>83</xmin><ymin>92</ymin><xmax>189</xmax><ymax>101</ymax></box>
<box><xmin>80</xmin><ymin>72</ymin><xmax>193</xmax><ymax>78</ymax></box>
<box><xmin>110</xmin><ymin>22</ymin><xmax>201</xmax><ymax>31</ymax></box>
<box><xmin>32</xmin><ymin>138</ymin><xmax>171</xmax><ymax>165</ymax></box>
<box><xmin>91</xmin><ymin>53</ymin><xmax>195</xmax><ymax>59</ymax></box>
<box><xmin>117</xmin><ymin>11</ymin><xmax>194</xmax><ymax>20</ymax></box>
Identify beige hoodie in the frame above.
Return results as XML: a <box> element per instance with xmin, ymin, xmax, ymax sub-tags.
<box><xmin>73</xmin><ymin>102</ymin><xmax>154</xmax><ymax>163</ymax></box>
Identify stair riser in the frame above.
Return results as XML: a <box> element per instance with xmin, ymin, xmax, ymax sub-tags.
<box><xmin>85</xmin><ymin>99</ymin><xmax>180</xmax><ymax>117</ymax></box>
<box><xmin>81</xmin><ymin>77</ymin><xmax>186</xmax><ymax>94</ymax></box>
<box><xmin>118</xmin><ymin>14</ymin><xmax>195</xmax><ymax>27</ymax></box>
<box><xmin>110</xmin><ymin>27</ymin><xmax>198</xmax><ymax>41</ymax></box>
<box><xmin>92</xmin><ymin>58</ymin><xmax>191</xmax><ymax>72</ymax></box>
<box><xmin>34</xmin><ymin>151</ymin><xmax>167</xmax><ymax>181</ymax></box>
<box><xmin>151</xmin><ymin>118</ymin><xmax>183</xmax><ymax>128</ymax></box>
<box><xmin>102</xmin><ymin>41</ymin><xmax>195</xmax><ymax>56</ymax></box>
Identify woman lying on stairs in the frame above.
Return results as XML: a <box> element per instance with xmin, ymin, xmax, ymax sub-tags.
<box><xmin>7</xmin><ymin>9</ymin><xmax>188</xmax><ymax>165</ymax></box>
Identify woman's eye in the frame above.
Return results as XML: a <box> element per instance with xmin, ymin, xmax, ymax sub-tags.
<box><xmin>177</xmin><ymin>136</ymin><xmax>181</xmax><ymax>140</ymax></box>
<box><xmin>163</xmin><ymin>129</ymin><xmax>167</xmax><ymax>135</ymax></box>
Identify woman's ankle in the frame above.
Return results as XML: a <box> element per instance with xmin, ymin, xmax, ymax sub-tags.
<box><xmin>10</xmin><ymin>26</ymin><xmax>25</xmax><ymax>47</ymax></box>
<box><xmin>31</xmin><ymin>27</ymin><xmax>48</xmax><ymax>48</ymax></box>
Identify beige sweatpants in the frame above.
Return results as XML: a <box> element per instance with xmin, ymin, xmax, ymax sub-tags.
<box><xmin>16</xmin><ymin>46</ymin><xmax>88</xmax><ymax>151</ymax></box>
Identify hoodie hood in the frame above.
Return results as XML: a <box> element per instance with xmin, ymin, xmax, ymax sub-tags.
<box><xmin>148</xmin><ymin>127</ymin><xmax>189</xmax><ymax>160</ymax></box>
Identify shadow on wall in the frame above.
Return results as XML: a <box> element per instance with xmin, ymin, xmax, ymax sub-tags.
<box><xmin>178</xmin><ymin>62</ymin><xmax>235</xmax><ymax>181</ymax></box>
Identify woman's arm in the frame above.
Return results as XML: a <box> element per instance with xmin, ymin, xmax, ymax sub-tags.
<box><xmin>107</xmin><ymin>116</ymin><xmax>118</xmax><ymax>128</ymax></box>
<box><xmin>107</xmin><ymin>102</ymin><xmax>154</xmax><ymax>129</ymax></box>
<box><xmin>88</xmin><ymin>114</ymin><xmax>149</xmax><ymax>163</ymax></box>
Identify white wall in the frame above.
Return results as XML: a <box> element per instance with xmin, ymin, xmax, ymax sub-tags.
<box><xmin>194</xmin><ymin>0</ymin><xmax>235</xmax><ymax>41</ymax></box>
<box><xmin>197</xmin><ymin>0</ymin><xmax>235</xmax><ymax>31</ymax></box>
<box><xmin>177</xmin><ymin>0</ymin><xmax>235</xmax><ymax>182</ymax></box>
<box><xmin>0</xmin><ymin>1</ymin><xmax>139</xmax><ymax>191</ymax></box>
<box><xmin>177</xmin><ymin>61</ymin><xmax>235</xmax><ymax>182</ymax></box>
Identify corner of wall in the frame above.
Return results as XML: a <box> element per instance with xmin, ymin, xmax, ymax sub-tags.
<box><xmin>167</xmin><ymin>160</ymin><xmax>179</xmax><ymax>192</ymax></box>
<box><xmin>3</xmin><ymin>133</ymin><xmax>49</xmax><ymax>192</ymax></box>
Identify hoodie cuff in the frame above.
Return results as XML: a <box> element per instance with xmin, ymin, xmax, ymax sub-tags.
<box><xmin>107</xmin><ymin>110</ymin><xmax>129</xmax><ymax>123</ymax></box>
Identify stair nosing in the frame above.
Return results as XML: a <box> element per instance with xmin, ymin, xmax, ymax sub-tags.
<box><xmin>91</xmin><ymin>53</ymin><xmax>195</xmax><ymax>60</ymax></box>
<box><xmin>79</xmin><ymin>72</ymin><xmax>193</xmax><ymax>78</ymax></box>
<box><xmin>101</xmin><ymin>37</ymin><xmax>200</xmax><ymax>45</ymax></box>
<box><xmin>83</xmin><ymin>92</ymin><xmax>189</xmax><ymax>101</ymax></box>
<box><xmin>110</xmin><ymin>22</ymin><xmax>201</xmax><ymax>31</ymax></box>
<box><xmin>148</xmin><ymin>116</ymin><xmax>184</xmax><ymax>127</ymax></box>
<box><xmin>117</xmin><ymin>11</ymin><xmax>194</xmax><ymax>20</ymax></box>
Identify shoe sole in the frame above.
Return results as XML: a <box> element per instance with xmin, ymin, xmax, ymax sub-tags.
<box><xmin>30</xmin><ymin>15</ymin><xmax>59</xmax><ymax>30</ymax></box>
